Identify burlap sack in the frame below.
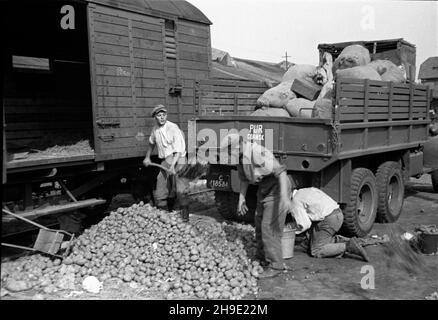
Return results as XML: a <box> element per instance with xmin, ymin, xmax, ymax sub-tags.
<box><xmin>333</xmin><ymin>45</ymin><xmax>371</xmax><ymax>72</ymax></box>
<box><xmin>281</xmin><ymin>64</ymin><xmax>318</xmax><ymax>85</ymax></box>
<box><xmin>285</xmin><ymin>98</ymin><xmax>315</xmax><ymax>118</ymax></box>
<box><xmin>368</xmin><ymin>59</ymin><xmax>396</xmax><ymax>75</ymax></box>
<box><xmin>381</xmin><ymin>65</ymin><xmax>406</xmax><ymax>83</ymax></box>
<box><xmin>336</xmin><ymin>65</ymin><xmax>382</xmax><ymax>81</ymax></box>
<box><xmin>312</xmin><ymin>98</ymin><xmax>333</xmax><ymax>119</ymax></box>
<box><xmin>251</xmin><ymin>107</ymin><xmax>290</xmax><ymax>117</ymax></box>
<box><xmin>256</xmin><ymin>81</ymin><xmax>296</xmax><ymax>108</ymax></box>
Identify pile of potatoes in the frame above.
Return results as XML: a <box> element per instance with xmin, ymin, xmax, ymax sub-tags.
<box><xmin>2</xmin><ymin>203</ymin><xmax>262</xmax><ymax>300</ymax></box>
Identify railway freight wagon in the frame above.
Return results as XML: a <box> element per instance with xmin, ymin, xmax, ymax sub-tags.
<box><xmin>1</xmin><ymin>0</ymin><xmax>218</xmax><ymax>236</ymax></box>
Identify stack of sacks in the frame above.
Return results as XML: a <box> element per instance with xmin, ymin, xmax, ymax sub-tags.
<box><xmin>253</xmin><ymin>64</ymin><xmax>327</xmax><ymax>118</ymax></box>
<box><xmin>333</xmin><ymin>45</ymin><xmax>406</xmax><ymax>84</ymax></box>
<box><xmin>282</xmin><ymin>64</ymin><xmax>327</xmax><ymax>118</ymax></box>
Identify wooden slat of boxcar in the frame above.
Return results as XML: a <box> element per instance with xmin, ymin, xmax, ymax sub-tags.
<box><xmin>178</xmin><ymin>33</ymin><xmax>210</xmax><ymax>46</ymax></box>
<box><xmin>131</xmin><ymin>28</ymin><xmax>162</xmax><ymax>42</ymax></box>
<box><xmin>94</xmin><ymin>21</ymin><xmax>129</xmax><ymax>37</ymax></box>
<box><xmin>4</xmin><ymin>106</ymin><xmax>90</xmax><ymax>114</ymax></box>
<box><xmin>339</xmin><ymin>99</ymin><xmax>426</xmax><ymax>107</ymax></box>
<box><xmin>131</xmin><ymin>20</ymin><xmax>163</xmax><ymax>33</ymax></box>
<box><xmin>340</xmin><ymin>112</ymin><xmax>426</xmax><ymax>121</ymax></box>
<box><xmin>6</xmin><ymin>121</ymin><xmax>91</xmax><ymax>130</ymax></box>
<box><xmin>94</xmin><ymin>33</ymin><xmax>130</xmax><ymax>47</ymax></box>
<box><xmin>178</xmin><ymin>22</ymin><xmax>210</xmax><ymax>39</ymax></box>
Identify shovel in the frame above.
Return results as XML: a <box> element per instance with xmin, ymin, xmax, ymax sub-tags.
<box><xmin>1</xmin><ymin>208</ymin><xmax>75</xmax><ymax>258</ymax></box>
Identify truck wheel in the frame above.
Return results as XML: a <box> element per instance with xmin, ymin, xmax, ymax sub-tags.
<box><xmin>376</xmin><ymin>161</ymin><xmax>404</xmax><ymax>223</ymax></box>
<box><xmin>214</xmin><ymin>185</ymin><xmax>257</xmax><ymax>223</ymax></box>
<box><xmin>432</xmin><ymin>170</ymin><xmax>438</xmax><ymax>193</ymax></box>
<box><xmin>342</xmin><ymin>168</ymin><xmax>378</xmax><ymax>237</ymax></box>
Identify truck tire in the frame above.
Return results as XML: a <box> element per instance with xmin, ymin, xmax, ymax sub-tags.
<box><xmin>342</xmin><ymin>168</ymin><xmax>378</xmax><ymax>237</ymax></box>
<box><xmin>376</xmin><ymin>161</ymin><xmax>404</xmax><ymax>223</ymax></box>
<box><xmin>214</xmin><ymin>185</ymin><xmax>257</xmax><ymax>223</ymax></box>
<box><xmin>432</xmin><ymin>170</ymin><xmax>438</xmax><ymax>193</ymax></box>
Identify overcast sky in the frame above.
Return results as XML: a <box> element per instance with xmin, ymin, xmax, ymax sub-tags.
<box><xmin>188</xmin><ymin>0</ymin><xmax>437</xmax><ymax>74</ymax></box>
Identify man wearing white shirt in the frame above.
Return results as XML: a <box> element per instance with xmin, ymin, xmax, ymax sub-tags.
<box><xmin>143</xmin><ymin>105</ymin><xmax>187</xmax><ymax>213</ymax></box>
<box><xmin>291</xmin><ymin>187</ymin><xmax>369</xmax><ymax>261</ymax></box>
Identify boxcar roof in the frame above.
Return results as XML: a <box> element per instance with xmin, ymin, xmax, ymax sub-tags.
<box><xmin>88</xmin><ymin>0</ymin><xmax>212</xmax><ymax>24</ymax></box>
<box><xmin>0</xmin><ymin>0</ymin><xmax>212</xmax><ymax>25</ymax></box>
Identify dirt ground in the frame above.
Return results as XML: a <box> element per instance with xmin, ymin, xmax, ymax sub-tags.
<box><xmin>1</xmin><ymin>176</ymin><xmax>437</xmax><ymax>300</ymax></box>
<box><xmin>256</xmin><ymin>175</ymin><xmax>438</xmax><ymax>300</ymax></box>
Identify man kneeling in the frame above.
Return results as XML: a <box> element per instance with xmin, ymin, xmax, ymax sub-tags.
<box><xmin>291</xmin><ymin>187</ymin><xmax>369</xmax><ymax>261</ymax></box>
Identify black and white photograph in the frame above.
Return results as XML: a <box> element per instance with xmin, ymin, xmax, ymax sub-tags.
<box><xmin>1</xmin><ymin>0</ymin><xmax>437</xmax><ymax>305</ymax></box>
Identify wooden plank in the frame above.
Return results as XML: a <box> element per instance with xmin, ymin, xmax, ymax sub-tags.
<box><xmin>339</xmin><ymin>91</ymin><xmax>427</xmax><ymax>101</ymax></box>
<box><xmin>94</xmin><ymin>33</ymin><xmax>129</xmax><ymax>47</ymax></box>
<box><xmin>177</xmin><ymin>33</ymin><xmax>210</xmax><ymax>46</ymax></box>
<box><xmin>178</xmin><ymin>23</ymin><xmax>209</xmax><ymax>39</ymax></box>
<box><xmin>94</xmin><ymin>42</ymin><xmax>130</xmax><ymax>57</ymax></box>
<box><xmin>94</xmin><ymin>21</ymin><xmax>129</xmax><ymax>37</ymax></box>
<box><xmin>131</xmin><ymin>27</ymin><xmax>163</xmax><ymax>41</ymax></box>
<box><xmin>198</xmin><ymin>79</ymin><xmax>268</xmax><ymax>88</ymax></box>
<box><xmin>200</xmin><ymin>92</ymin><xmax>262</xmax><ymax>99</ymax></box>
<box><xmin>135</xmin><ymin>88</ymin><xmax>168</xmax><ymax>98</ymax></box>
<box><xmin>96</xmin><ymin>86</ymin><xmax>133</xmax><ymax>97</ymax></box>
<box><xmin>339</xmin><ymin>98</ymin><xmax>426</xmax><ymax>107</ymax></box>
<box><xmin>95</xmin><ymin>53</ymin><xmax>131</xmax><ymax>67</ymax></box>
<box><xmin>340</xmin><ymin>106</ymin><xmax>426</xmax><ymax>114</ymax></box>
<box><xmin>198</xmin><ymin>86</ymin><xmax>267</xmax><ymax>93</ymax></box>
<box><xmin>134</xmin><ymin>59</ymin><xmax>166</xmax><ymax>70</ymax></box>
<box><xmin>340</xmin><ymin>112</ymin><xmax>426</xmax><ymax>121</ymax></box>
<box><xmin>132</xmin><ymin>38</ymin><xmax>163</xmax><ymax>51</ymax></box>
<box><xmin>131</xmin><ymin>20</ymin><xmax>163</xmax><ymax>33</ymax></box>
<box><xmin>2</xmin><ymin>199</ymin><xmax>106</xmax><ymax>221</ymax></box>
<box><xmin>340</xmin><ymin>84</ymin><xmax>426</xmax><ymax>96</ymax></box>
<box><xmin>93</xmin><ymin>12</ymin><xmax>128</xmax><ymax>27</ymax></box>
<box><xmin>4</xmin><ymin>106</ymin><xmax>90</xmax><ymax>114</ymax></box>
<box><xmin>6</xmin><ymin>121</ymin><xmax>91</xmax><ymax>130</ymax></box>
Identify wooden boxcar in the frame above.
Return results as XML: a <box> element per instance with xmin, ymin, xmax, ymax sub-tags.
<box><xmin>1</xmin><ymin>0</ymin><xmax>217</xmax><ymax>235</ymax></box>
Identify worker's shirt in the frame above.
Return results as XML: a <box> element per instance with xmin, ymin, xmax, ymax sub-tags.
<box><xmin>291</xmin><ymin>187</ymin><xmax>340</xmax><ymax>233</ymax></box>
<box><xmin>149</xmin><ymin>121</ymin><xmax>186</xmax><ymax>159</ymax></box>
<box><xmin>237</xmin><ymin>142</ymin><xmax>286</xmax><ymax>185</ymax></box>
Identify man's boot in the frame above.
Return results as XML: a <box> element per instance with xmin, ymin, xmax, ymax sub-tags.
<box><xmin>258</xmin><ymin>267</ymin><xmax>281</xmax><ymax>279</ymax></box>
<box><xmin>181</xmin><ymin>206</ymin><xmax>189</xmax><ymax>222</ymax></box>
<box><xmin>346</xmin><ymin>237</ymin><xmax>369</xmax><ymax>262</ymax></box>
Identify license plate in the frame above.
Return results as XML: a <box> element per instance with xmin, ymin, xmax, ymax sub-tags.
<box><xmin>207</xmin><ymin>173</ymin><xmax>231</xmax><ymax>190</ymax></box>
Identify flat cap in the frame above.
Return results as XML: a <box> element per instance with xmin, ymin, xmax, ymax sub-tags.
<box><xmin>151</xmin><ymin>104</ymin><xmax>167</xmax><ymax>117</ymax></box>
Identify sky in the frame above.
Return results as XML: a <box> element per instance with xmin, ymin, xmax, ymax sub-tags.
<box><xmin>188</xmin><ymin>0</ymin><xmax>437</xmax><ymax>75</ymax></box>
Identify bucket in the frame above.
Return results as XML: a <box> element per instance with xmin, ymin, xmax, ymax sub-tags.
<box><xmin>419</xmin><ymin>232</ymin><xmax>438</xmax><ymax>255</ymax></box>
<box><xmin>281</xmin><ymin>226</ymin><xmax>296</xmax><ymax>259</ymax></box>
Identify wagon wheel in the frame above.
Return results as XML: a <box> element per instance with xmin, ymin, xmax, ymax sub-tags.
<box><xmin>341</xmin><ymin>168</ymin><xmax>378</xmax><ymax>237</ymax></box>
<box><xmin>376</xmin><ymin>161</ymin><xmax>405</xmax><ymax>222</ymax></box>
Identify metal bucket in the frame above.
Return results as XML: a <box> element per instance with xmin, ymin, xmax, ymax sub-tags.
<box><xmin>281</xmin><ymin>226</ymin><xmax>296</xmax><ymax>259</ymax></box>
<box><xmin>419</xmin><ymin>232</ymin><xmax>438</xmax><ymax>255</ymax></box>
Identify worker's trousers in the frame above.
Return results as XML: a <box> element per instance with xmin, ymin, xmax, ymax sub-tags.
<box><xmin>255</xmin><ymin>176</ymin><xmax>291</xmax><ymax>270</ymax></box>
<box><xmin>309</xmin><ymin>208</ymin><xmax>346</xmax><ymax>258</ymax></box>
<box><xmin>154</xmin><ymin>156</ymin><xmax>189</xmax><ymax>210</ymax></box>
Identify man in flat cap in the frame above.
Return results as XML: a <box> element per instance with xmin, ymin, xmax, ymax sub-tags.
<box><xmin>143</xmin><ymin>105</ymin><xmax>187</xmax><ymax>214</ymax></box>
<box><xmin>220</xmin><ymin>133</ymin><xmax>294</xmax><ymax>278</ymax></box>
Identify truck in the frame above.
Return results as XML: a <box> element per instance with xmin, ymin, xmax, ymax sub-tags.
<box><xmin>189</xmin><ymin>39</ymin><xmax>438</xmax><ymax>237</ymax></box>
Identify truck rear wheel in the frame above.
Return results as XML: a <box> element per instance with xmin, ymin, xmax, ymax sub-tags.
<box><xmin>432</xmin><ymin>170</ymin><xmax>438</xmax><ymax>193</ymax></box>
<box><xmin>376</xmin><ymin>161</ymin><xmax>404</xmax><ymax>223</ymax></box>
<box><xmin>342</xmin><ymin>168</ymin><xmax>378</xmax><ymax>237</ymax></box>
<box><xmin>214</xmin><ymin>185</ymin><xmax>257</xmax><ymax>223</ymax></box>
